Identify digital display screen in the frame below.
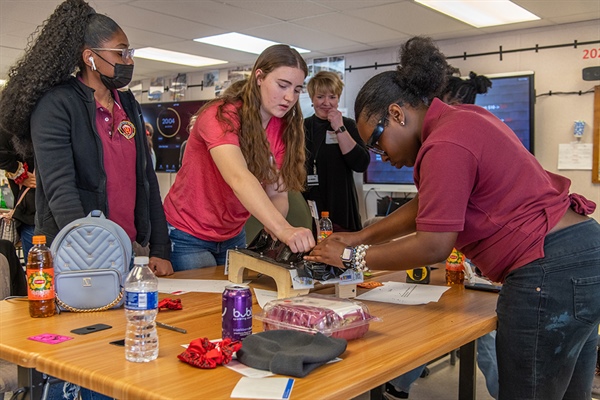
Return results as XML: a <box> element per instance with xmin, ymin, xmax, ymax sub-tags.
<box><xmin>364</xmin><ymin>73</ymin><xmax>535</xmax><ymax>187</ymax></box>
<box><xmin>141</xmin><ymin>100</ymin><xmax>208</xmax><ymax>172</ymax></box>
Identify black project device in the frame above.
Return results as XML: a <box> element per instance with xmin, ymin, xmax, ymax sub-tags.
<box><xmin>70</xmin><ymin>323</ymin><xmax>112</xmax><ymax>335</ymax></box>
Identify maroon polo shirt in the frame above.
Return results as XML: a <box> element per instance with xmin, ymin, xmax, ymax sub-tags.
<box><xmin>94</xmin><ymin>90</ymin><xmax>137</xmax><ymax>241</ymax></box>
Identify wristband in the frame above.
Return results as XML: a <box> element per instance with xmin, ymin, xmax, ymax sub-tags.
<box><xmin>335</xmin><ymin>126</ymin><xmax>347</xmax><ymax>134</ymax></box>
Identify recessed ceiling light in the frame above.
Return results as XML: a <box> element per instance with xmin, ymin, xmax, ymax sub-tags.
<box><xmin>415</xmin><ymin>0</ymin><xmax>540</xmax><ymax>28</ymax></box>
<box><xmin>194</xmin><ymin>32</ymin><xmax>310</xmax><ymax>55</ymax></box>
<box><xmin>135</xmin><ymin>47</ymin><xmax>228</xmax><ymax>67</ymax></box>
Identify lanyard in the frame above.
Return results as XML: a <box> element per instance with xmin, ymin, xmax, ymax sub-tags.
<box><xmin>309</xmin><ymin>115</ymin><xmax>328</xmax><ymax>175</ymax></box>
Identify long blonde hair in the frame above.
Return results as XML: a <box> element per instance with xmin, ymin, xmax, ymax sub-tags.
<box><xmin>190</xmin><ymin>45</ymin><xmax>308</xmax><ymax>191</ymax></box>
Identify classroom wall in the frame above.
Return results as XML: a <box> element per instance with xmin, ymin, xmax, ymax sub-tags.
<box><xmin>147</xmin><ymin>19</ymin><xmax>600</xmax><ymax>223</ymax></box>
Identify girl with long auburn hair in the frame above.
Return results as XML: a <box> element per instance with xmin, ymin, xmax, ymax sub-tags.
<box><xmin>164</xmin><ymin>44</ymin><xmax>315</xmax><ymax>271</ymax></box>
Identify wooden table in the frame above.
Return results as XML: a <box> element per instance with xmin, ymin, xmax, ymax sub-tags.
<box><xmin>1</xmin><ymin>267</ymin><xmax>497</xmax><ymax>400</ymax></box>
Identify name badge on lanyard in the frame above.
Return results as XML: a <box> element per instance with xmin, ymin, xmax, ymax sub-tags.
<box><xmin>325</xmin><ymin>130</ymin><xmax>338</xmax><ymax>144</ymax></box>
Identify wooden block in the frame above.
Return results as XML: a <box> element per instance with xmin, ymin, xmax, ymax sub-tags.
<box><xmin>335</xmin><ymin>283</ymin><xmax>357</xmax><ymax>298</ymax></box>
<box><xmin>227</xmin><ymin>249</ymin><xmax>309</xmax><ymax>299</ymax></box>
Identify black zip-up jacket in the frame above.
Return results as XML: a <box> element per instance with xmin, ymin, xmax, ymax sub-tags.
<box><xmin>0</xmin><ymin>133</ymin><xmax>35</xmax><ymax>227</ymax></box>
<box><xmin>30</xmin><ymin>77</ymin><xmax>170</xmax><ymax>260</ymax></box>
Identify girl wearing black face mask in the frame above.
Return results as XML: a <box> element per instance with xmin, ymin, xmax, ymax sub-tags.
<box><xmin>0</xmin><ymin>0</ymin><xmax>173</xmax><ymax>284</ymax></box>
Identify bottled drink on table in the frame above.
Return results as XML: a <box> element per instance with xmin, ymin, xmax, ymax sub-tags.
<box><xmin>124</xmin><ymin>256</ymin><xmax>159</xmax><ymax>362</ymax></box>
<box><xmin>27</xmin><ymin>235</ymin><xmax>55</xmax><ymax>318</ymax></box>
<box><xmin>446</xmin><ymin>248</ymin><xmax>465</xmax><ymax>285</ymax></box>
<box><xmin>318</xmin><ymin>211</ymin><xmax>333</xmax><ymax>243</ymax></box>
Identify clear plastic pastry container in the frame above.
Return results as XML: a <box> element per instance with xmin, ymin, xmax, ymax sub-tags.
<box><xmin>255</xmin><ymin>294</ymin><xmax>379</xmax><ymax>340</ymax></box>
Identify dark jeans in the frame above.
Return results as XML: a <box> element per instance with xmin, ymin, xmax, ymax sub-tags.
<box><xmin>497</xmin><ymin>219</ymin><xmax>600</xmax><ymax>400</ymax></box>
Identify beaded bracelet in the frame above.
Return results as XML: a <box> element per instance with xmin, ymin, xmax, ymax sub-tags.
<box><xmin>352</xmin><ymin>244</ymin><xmax>370</xmax><ymax>272</ymax></box>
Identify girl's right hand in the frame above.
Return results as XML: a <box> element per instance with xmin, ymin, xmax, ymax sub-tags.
<box><xmin>278</xmin><ymin>227</ymin><xmax>315</xmax><ymax>253</ymax></box>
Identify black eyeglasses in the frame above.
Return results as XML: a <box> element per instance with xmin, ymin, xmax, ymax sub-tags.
<box><xmin>366</xmin><ymin>118</ymin><xmax>387</xmax><ymax>156</ymax></box>
<box><xmin>91</xmin><ymin>48</ymin><xmax>135</xmax><ymax>62</ymax></box>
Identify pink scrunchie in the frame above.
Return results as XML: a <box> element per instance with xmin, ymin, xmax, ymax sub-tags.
<box><xmin>569</xmin><ymin>193</ymin><xmax>596</xmax><ymax>215</ymax></box>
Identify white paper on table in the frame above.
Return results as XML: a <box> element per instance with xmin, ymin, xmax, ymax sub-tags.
<box><xmin>226</xmin><ymin>360</ymin><xmax>275</xmax><ymax>377</ymax></box>
<box><xmin>231</xmin><ymin>377</ymin><xmax>294</xmax><ymax>399</ymax></box>
<box><xmin>157</xmin><ymin>278</ymin><xmax>249</xmax><ymax>294</ymax></box>
<box><xmin>355</xmin><ymin>281</ymin><xmax>450</xmax><ymax>305</ymax></box>
<box><xmin>253</xmin><ymin>288</ymin><xmax>278</xmax><ymax>309</ymax></box>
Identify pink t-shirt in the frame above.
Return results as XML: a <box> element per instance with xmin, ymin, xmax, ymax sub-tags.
<box><xmin>413</xmin><ymin>99</ymin><xmax>591</xmax><ymax>282</ymax></box>
<box><xmin>163</xmin><ymin>101</ymin><xmax>286</xmax><ymax>242</ymax></box>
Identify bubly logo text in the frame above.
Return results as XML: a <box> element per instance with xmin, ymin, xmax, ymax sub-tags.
<box><xmin>233</xmin><ymin>308</ymin><xmax>252</xmax><ymax>318</ymax></box>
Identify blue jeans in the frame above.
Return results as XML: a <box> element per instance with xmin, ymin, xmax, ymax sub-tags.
<box><xmin>46</xmin><ymin>381</ymin><xmax>112</xmax><ymax>400</ymax></box>
<box><xmin>18</xmin><ymin>223</ymin><xmax>34</xmax><ymax>261</ymax></box>
<box><xmin>497</xmin><ymin>219</ymin><xmax>600</xmax><ymax>400</ymax></box>
<box><xmin>477</xmin><ymin>330</ymin><xmax>499</xmax><ymax>399</ymax></box>
<box><xmin>168</xmin><ymin>224</ymin><xmax>246</xmax><ymax>271</ymax></box>
<box><xmin>390</xmin><ymin>331</ymin><xmax>499</xmax><ymax>398</ymax></box>
<box><xmin>389</xmin><ymin>364</ymin><xmax>425</xmax><ymax>392</ymax></box>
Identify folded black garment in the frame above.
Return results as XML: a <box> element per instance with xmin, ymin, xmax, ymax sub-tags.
<box><xmin>237</xmin><ymin>330</ymin><xmax>347</xmax><ymax>378</ymax></box>
<box><xmin>246</xmin><ymin>229</ymin><xmax>304</xmax><ymax>264</ymax></box>
<box><xmin>294</xmin><ymin>260</ymin><xmax>345</xmax><ymax>281</ymax></box>
<box><xmin>245</xmin><ymin>229</ymin><xmax>345</xmax><ymax>280</ymax></box>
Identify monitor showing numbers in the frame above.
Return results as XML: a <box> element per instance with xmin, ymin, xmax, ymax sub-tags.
<box><xmin>141</xmin><ymin>100</ymin><xmax>208</xmax><ymax>172</ymax></box>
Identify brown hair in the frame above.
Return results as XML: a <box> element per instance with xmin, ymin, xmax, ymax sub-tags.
<box><xmin>190</xmin><ymin>44</ymin><xmax>308</xmax><ymax>191</ymax></box>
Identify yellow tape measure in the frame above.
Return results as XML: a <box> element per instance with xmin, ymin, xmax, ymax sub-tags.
<box><xmin>406</xmin><ymin>266</ymin><xmax>430</xmax><ymax>284</ymax></box>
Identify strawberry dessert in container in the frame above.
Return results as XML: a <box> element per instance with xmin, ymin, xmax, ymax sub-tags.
<box><xmin>256</xmin><ymin>293</ymin><xmax>380</xmax><ymax>340</ymax></box>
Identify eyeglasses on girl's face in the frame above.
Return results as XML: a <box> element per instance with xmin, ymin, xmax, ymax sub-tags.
<box><xmin>91</xmin><ymin>48</ymin><xmax>135</xmax><ymax>63</ymax></box>
<box><xmin>366</xmin><ymin>118</ymin><xmax>387</xmax><ymax>156</ymax></box>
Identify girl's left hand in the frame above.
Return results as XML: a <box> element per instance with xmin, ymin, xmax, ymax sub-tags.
<box><xmin>304</xmin><ymin>236</ymin><xmax>347</xmax><ymax>269</ymax></box>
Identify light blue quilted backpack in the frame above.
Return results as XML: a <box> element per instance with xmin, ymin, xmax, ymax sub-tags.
<box><xmin>51</xmin><ymin>210</ymin><xmax>133</xmax><ymax>312</ymax></box>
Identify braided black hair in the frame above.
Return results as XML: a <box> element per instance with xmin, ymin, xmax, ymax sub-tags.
<box><xmin>355</xmin><ymin>36</ymin><xmax>451</xmax><ymax>123</ymax></box>
<box><xmin>442</xmin><ymin>71</ymin><xmax>493</xmax><ymax>105</ymax></box>
<box><xmin>0</xmin><ymin>0</ymin><xmax>122</xmax><ymax>157</ymax></box>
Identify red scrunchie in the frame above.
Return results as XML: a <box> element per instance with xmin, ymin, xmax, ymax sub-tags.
<box><xmin>158</xmin><ymin>298</ymin><xmax>182</xmax><ymax>310</ymax></box>
<box><xmin>177</xmin><ymin>338</ymin><xmax>242</xmax><ymax>369</ymax></box>
<box><xmin>13</xmin><ymin>162</ymin><xmax>29</xmax><ymax>185</ymax></box>
<box><xmin>569</xmin><ymin>193</ymin><xmax>596</xmax><ymax>215</ymax></box>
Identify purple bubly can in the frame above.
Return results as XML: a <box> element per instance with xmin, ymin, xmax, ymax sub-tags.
<box><xmin>222</xmin><ymin>284</ymin><xmax>253</xmax><ymax>341</ymax></box>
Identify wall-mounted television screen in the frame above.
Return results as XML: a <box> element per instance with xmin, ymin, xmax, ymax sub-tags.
<box><xmin>141</xmin><ymin>100</ymin><xmax>208</xmax><ymax>172</ymax></box>
<box><xmin>363</xmin><ymin>71</ymin><xmax>535</xmax><ymax>193</ymax></box>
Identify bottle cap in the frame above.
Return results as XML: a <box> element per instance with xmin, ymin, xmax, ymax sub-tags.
<box><xmin>321</xmin><ymin>211</ymin><xmax>329</xmax><ymax>217</ymax></box>
<box><xmin>134</xmin><ymin>256</ymin><xmax>150</xmax><ymax>265</ymax></box>
<box><xmin>32</xmin><ymin>235</ymin><xmax>46</xmax><ymax>245</ymax></box>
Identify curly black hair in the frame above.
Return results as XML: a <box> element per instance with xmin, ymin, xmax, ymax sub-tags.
<box><xmin>0</xmin><ymin>0</ymin><xmax>122</xmax><ymax>157</ymax></box>
<box><xmin>354</xmin><ymin>36</ymin><xmax>450</xmax><ymax>123</ymax></box>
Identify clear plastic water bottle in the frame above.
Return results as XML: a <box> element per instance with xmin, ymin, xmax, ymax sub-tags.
<box><xmin>318</xmin><ymin>211</ymin><xmax>333</xmax><ymax>243</ymax></box>
<box><xmin>124</xmin><ymin>256</ymin><xmax>159</xmax><ymax>362</ymax></box>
